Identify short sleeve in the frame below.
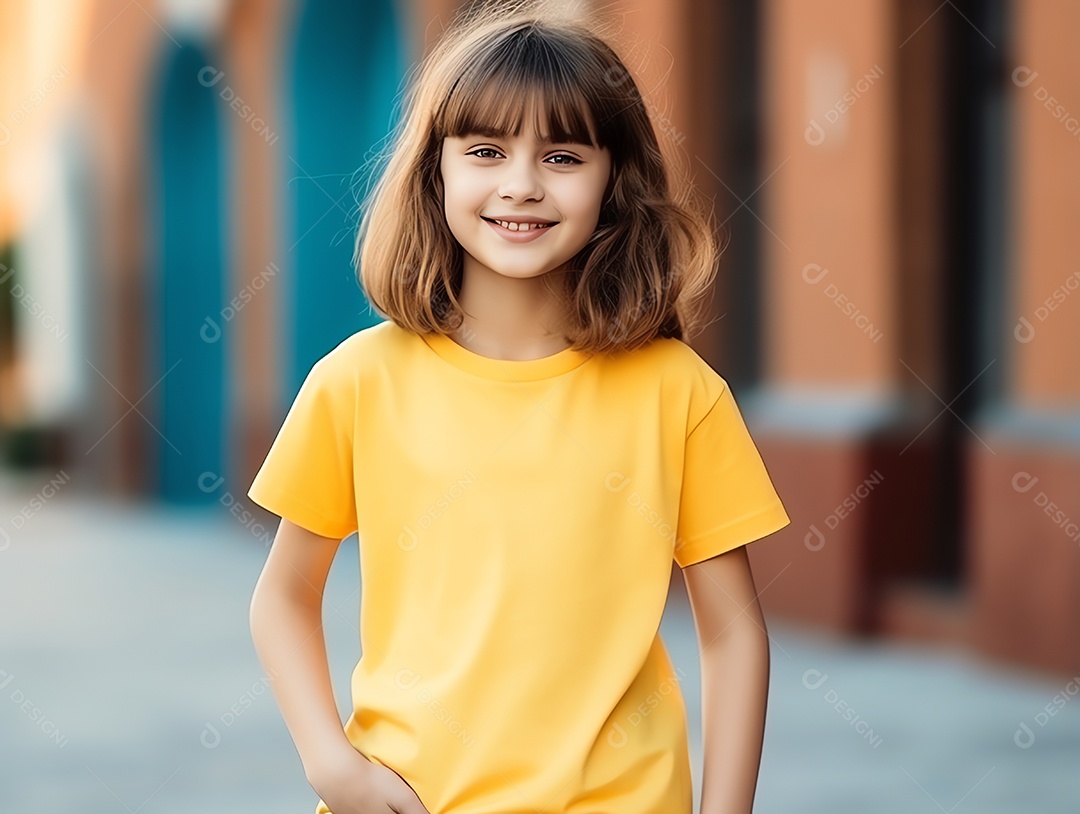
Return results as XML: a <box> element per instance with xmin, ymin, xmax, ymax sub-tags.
<box><xmin>247</xmin><ymin>354</ymin><xmax>359</xmax><ymax>540</ymax></box>
<box><xmin>673</xmin><ymin>379</ymin><xmax>790</xmax><ymax>567</ymax></box>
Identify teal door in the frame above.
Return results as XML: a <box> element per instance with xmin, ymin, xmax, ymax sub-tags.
<box><xmin>148</xmin><ymin>41</ymin><xmax>228</xmax><ymax>502</ymax></box>
<box><xmin>284</xmin><ymin>0</ymin><xmax>409</xmax><ymax>399</ymax></box>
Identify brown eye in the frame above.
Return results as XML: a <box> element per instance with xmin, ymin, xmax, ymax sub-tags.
<box><xmin>546</xmin><ymin>154</ymin><xmax>582</xmax><ymax>165</ymax></box>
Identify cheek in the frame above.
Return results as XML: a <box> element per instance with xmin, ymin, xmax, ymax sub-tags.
<box><xmin>564</xmin><ymin>184</ymin><xmax>606</xmax><ymax>227</ymax></box>
<box><xmin>440</xmin><ymin>179</ymin><xmax>467</xmax><ymax>222</ymax></box>
<box><xmin>443</xmin><ymin>172</ymin><xmax>481</xmax><ymax>215</ymax></box>
<box><xmin>572</xmin><ymin>173</ymin><xmax>609</xmax><ymax>216</ymax></box>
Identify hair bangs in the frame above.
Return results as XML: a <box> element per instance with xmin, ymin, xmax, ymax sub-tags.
<box><xmin>436</xmin><ymin>29</ymin><xmax>604</xmax><ymax>148</ymax></box>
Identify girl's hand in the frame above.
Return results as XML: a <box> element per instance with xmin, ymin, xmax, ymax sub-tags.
<box><xmin>307</xmin><ymin>745</ymin><xmax>432</xmax><ymax>814</ymax></box>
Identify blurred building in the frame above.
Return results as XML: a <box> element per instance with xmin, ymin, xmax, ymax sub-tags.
<box><xmin>0</xmin><ymin>0</ymin><xmax>1076</xmax><ymax>677</ymax></box>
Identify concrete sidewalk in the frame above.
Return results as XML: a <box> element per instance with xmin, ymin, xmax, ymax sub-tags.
<box><xmin>0</xmin><ymin>481</ymin><xmax>1076</xmax><ymax>813</ymax></box>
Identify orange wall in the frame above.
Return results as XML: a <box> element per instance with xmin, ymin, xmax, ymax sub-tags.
<box><xmin>1011</xmin><ymin>0</ymin><xmax>1080</xmax><ymax>406</ymax></box>
<box><xmin>764</xmin><ymin>0</ymin><xmax>898</xmax><ymax>390</ymax></box>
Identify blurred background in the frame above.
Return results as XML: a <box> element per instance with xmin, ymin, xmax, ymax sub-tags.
<box><xmin>0</xmin><ymin>0</ymin><xmax>1077</xmax><ymax>812</ymax></box>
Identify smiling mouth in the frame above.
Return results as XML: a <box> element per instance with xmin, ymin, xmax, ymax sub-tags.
<box><xmin>481</xmin><ymin>217</ymin><xmax>557</xmax><ymax>232</ymax></box>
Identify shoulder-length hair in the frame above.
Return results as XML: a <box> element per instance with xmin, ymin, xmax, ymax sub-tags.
<box><xmin>354</xmin><ymin>0</ymin><xmax>723</xmax><ymax>354</ymax></box>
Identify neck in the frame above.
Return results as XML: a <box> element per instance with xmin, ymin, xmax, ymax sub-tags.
<box><xmin>452</xmin><ymin>259</ymin><xmax>572</xmax><ymax>360</ymax></box>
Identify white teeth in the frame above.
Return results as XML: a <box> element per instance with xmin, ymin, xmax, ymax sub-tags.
<box><xmin>493</xmin><ymin>219</ymin><xmax>551</xmax><ymax>231</ymax></box>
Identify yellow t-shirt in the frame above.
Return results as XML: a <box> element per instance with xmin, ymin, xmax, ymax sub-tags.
<box><xmin>248</xmin><ymin>319</ymin><xmax>790</xmax><ymax>814</ymax></box>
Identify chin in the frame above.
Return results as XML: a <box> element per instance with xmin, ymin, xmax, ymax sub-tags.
<box><xmin>490</xmin><ymin>266</ymin><xmax>553</xmax><ymax>280</ymax></box>
<box><xmin>475</xmin><ymin>257</ymin><xmax>555</xmax><ymax>277</ymax></box>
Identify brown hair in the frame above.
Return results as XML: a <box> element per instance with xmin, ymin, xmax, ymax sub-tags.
<box><xmin>353</xmin><ymin>0</ymin><xmax>723</xmax><ymax>354</ymax></box>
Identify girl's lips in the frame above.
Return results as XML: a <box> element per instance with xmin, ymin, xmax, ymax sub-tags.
<box><xmin>482</xmin><ymin>217</ymin><xmax>557</xmax><ymax>243</ymax></box>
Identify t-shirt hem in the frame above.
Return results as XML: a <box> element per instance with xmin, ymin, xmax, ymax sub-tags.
<box><xmin>674</xmin><ymin>502</ymin><xmax>791</xmax><ymax>567</ymax></box>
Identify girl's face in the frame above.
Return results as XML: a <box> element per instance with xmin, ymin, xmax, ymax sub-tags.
<box><xmin>440</xmin><ymin>119</ymin><xmax>612</xmax><ymax>282</ymax></box>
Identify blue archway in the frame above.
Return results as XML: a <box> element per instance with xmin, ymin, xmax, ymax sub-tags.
<box><xmin>283</xmin><ymin>0</ymin><xmax>408</xmax><ymax>399</ymax></box>
<box><xmin>147</xmin><ymin>40</ymin><xmax>228</xmax><ymax>502</ymax></box>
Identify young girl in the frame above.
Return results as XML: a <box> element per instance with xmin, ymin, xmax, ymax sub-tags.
<box><xmin>247</xmin><ymin>3</ymin><xmax>790</xmax><ymax>813</ymax></box>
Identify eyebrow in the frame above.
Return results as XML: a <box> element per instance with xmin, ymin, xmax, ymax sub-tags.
<box><xmin>459</xmin><ymin>130</ymin><xmax>597</xmax><ymax>148</ymax></box>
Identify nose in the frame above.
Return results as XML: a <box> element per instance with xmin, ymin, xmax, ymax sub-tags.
<box><xmin>497</xmin><ymin>155</ymin><xmax>544</xmax><ymax>202</ymax></box>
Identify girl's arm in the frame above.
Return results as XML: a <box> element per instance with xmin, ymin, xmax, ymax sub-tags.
<box><xmin>250</xmin><ymin>519</ymin><xmax>432</xmax><ymax>814</ymax></box>
<box><xmin>682</xmin><ymin>546</ymin><xmax>771</xmax><ymax>814</ymax></box>
<box><xmin>248</xmin><ymin>519</ymin><xmax>359</xmax><ymax>777</ymax></box>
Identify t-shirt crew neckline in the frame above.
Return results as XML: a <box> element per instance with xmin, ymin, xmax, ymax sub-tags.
<box><xmin>420</xmin><ymin>331</ymin><xmax>591</xmax><ymax>381</ymax></box>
